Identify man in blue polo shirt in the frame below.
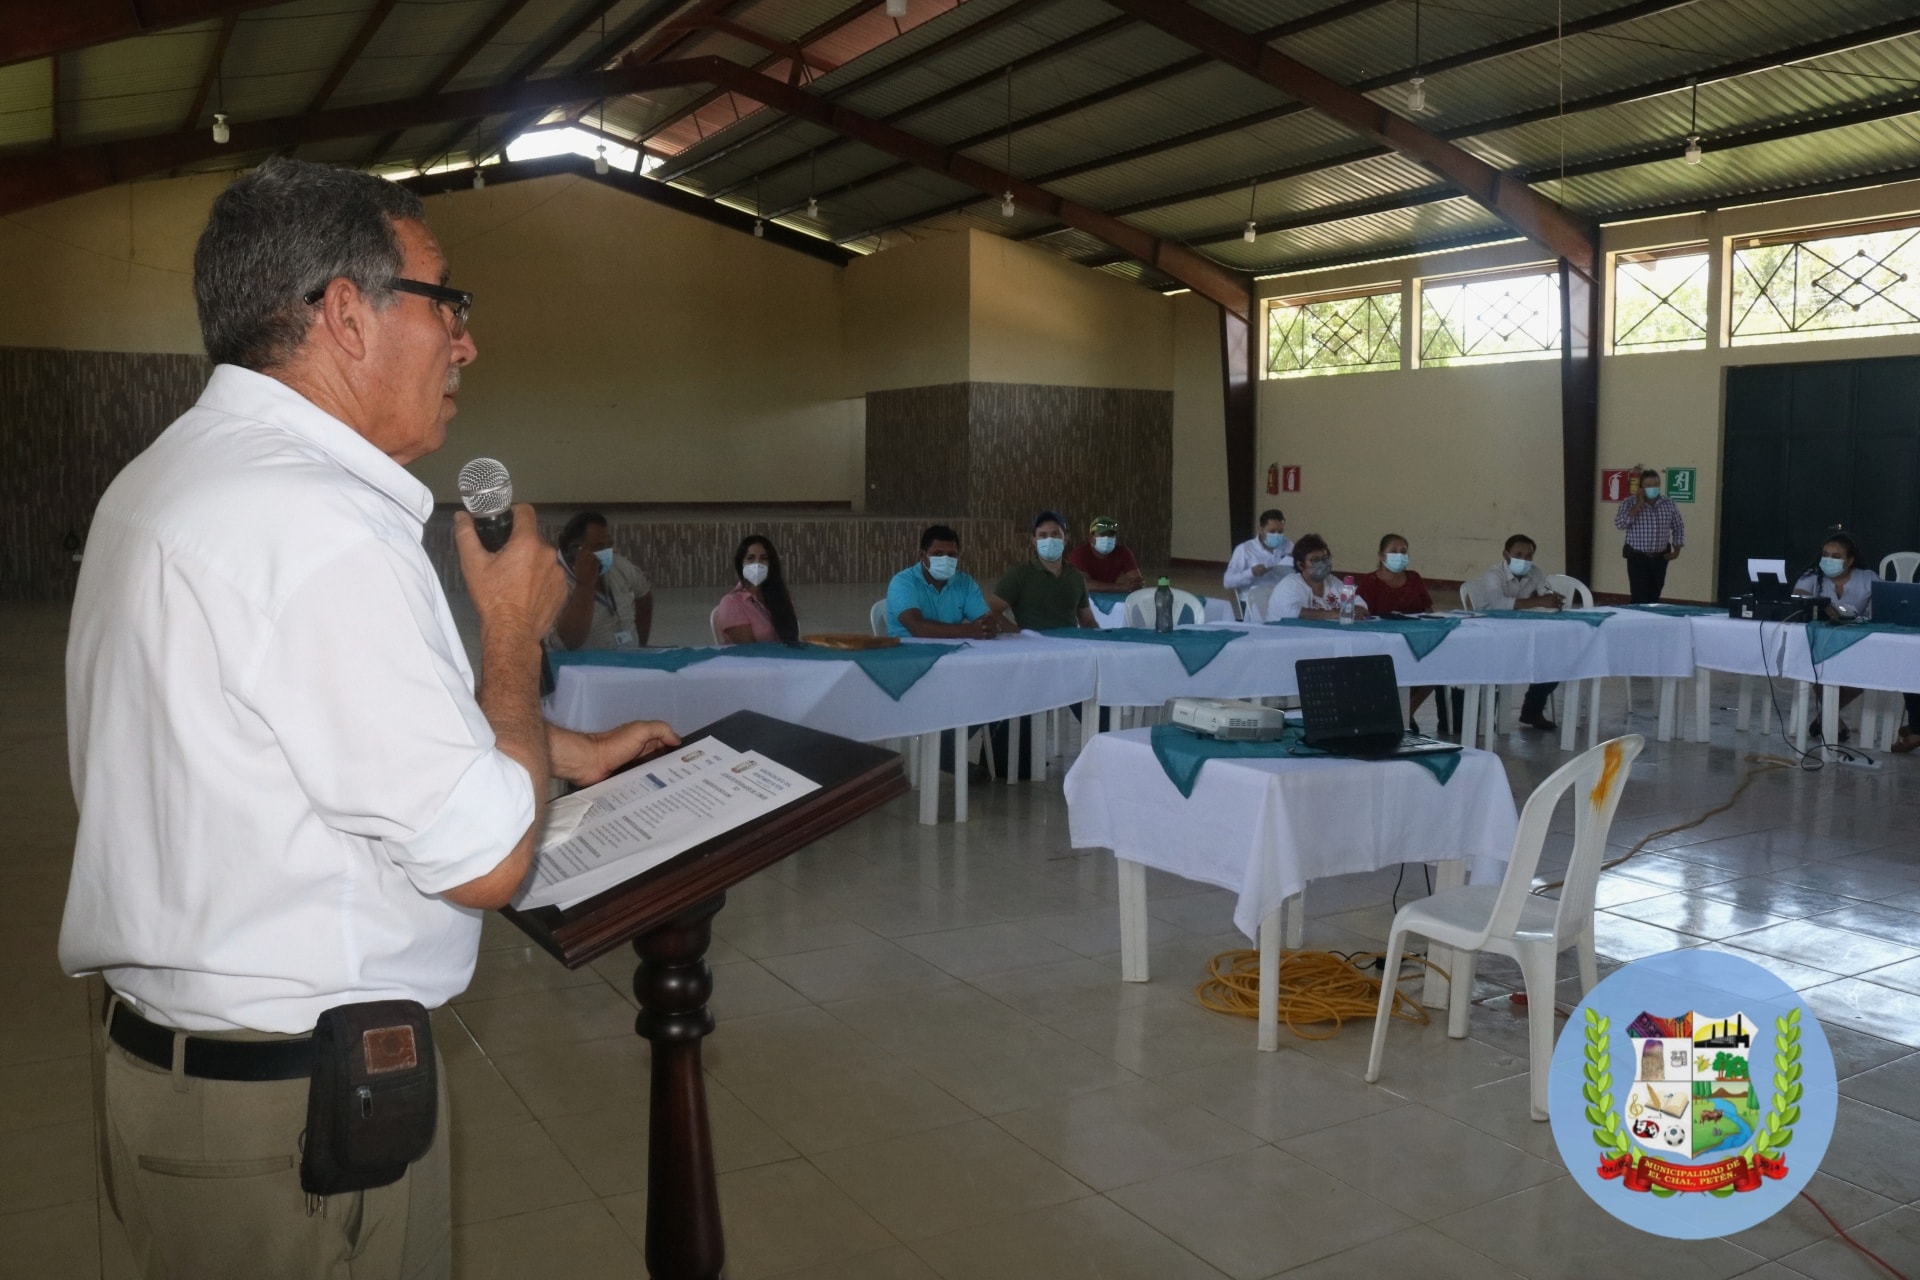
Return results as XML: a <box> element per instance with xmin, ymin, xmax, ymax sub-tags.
<box><xmin>886</xmin><ymin>524</ymin><xmax>1013</xmax><ymax>639</ymax></box>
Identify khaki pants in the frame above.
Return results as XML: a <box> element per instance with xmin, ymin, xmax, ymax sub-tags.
<box><xmin>96</xmin><ymin>1005</ymin><xmax>451</xmax><ymax>1280</ymax></box>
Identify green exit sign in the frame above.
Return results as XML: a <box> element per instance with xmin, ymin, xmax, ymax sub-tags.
<box><xmin>1665</xmin><ymin>467</ymin><xmax>1697</xmax><ymax>502</ymax></box>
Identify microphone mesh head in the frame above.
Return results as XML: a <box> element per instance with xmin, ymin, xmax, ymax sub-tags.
<box><xmin>457</xmin><ymin>458</ymin><xmax>512</xmax><ymax>517</ymax></box>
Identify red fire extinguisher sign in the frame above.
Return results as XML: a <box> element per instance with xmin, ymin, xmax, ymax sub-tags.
<box><xmin>1281</xmin><ymin>466</ymin><xmax>1300</xmax><ymax>493</ymax></box>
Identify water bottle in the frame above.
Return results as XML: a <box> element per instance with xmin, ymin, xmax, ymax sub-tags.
<box><xmin>1154</xmin><ymin>577</ymin><xmax>1174</xmax><ymax>633</ymax></box>
<box><xmin>1339</xmin><ymin>576</ymin><xmax>1356</xmax><ymax>625</ymax></box>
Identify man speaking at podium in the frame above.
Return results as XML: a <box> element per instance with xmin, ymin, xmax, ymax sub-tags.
<box><xmin>58</xmin><ymin>158</ymin><xmax>673</xmax><ymax>1278</ymax></box>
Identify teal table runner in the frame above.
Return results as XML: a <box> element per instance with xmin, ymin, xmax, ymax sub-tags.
<box><xmin>1474</xmin><ymin>609</ymin><xmax>1611</xmax><ymax>627</ymax></box>
<box><xmin>1043</xmin><ymin>626</ymin><xmax>1240</xmax><ymax>676</ymax></box>
<box><xmin>1806</xmin><ymin>620</ymin><xmax>1909</xmax><ymax>665</ymax></box>
<box><xmin>1148</xmin><ymin>724</ymin><xmax>1462</xmax><ymax>798</ymax></box>
<box><xmin>1615</xmin><ymin>603</ymin><xmax>1725</xmax><ymax>618</ymax></box>
<box><xmin>1263</xmin><ymin>615</ymin><xmax>1460</xmax><ymax>661</ymax></box>
<box><xmin>549</xmin><ymin>640</ymin><xmax>965</xmax><ymax>700</ymax></box>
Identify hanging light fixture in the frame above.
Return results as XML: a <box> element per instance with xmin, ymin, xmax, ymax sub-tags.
<box><xmin>472</xmin><ymin>168</ymin><xmax>484</xmax><ymax>190</ymax></box>
<box><xmin>1682</xmin><ymin>77</ymin><xmax>1703</xmax><ymax>165</ymax></box>
<box><xmin>1243</xmin><ymin>179</ymin><xmax>1258</xmax><ymax>243</ymax></box>
<box><xmin>1406</xmin><ymin>0</ymin><xmax>1428</xmax><ymax>114</ymax></box>
<box><xmin>211</xmin><ymin>112</ymin><xmax>230</xmax><ymax>145</ymax></box>
<box><xmin>806</xmin><ymin>151</ymin><xmax>819</xmax><ymax>219</ymax></box>
<box><xmin>210</xmin><ymin>57</ymin><xmax>229</xmax><ymax>144</ymax></box>
<box><xmin>594</xmin><ymin>143</ymin><xmax>609</xmax><ymax>175</ymax></box>
<box><xmin>754</xmin><ymin>219</ymin><xmax>765</xmax><ymax>237</ymax></box>
<box><xmin>885</xmin><ymin>0</ymin><xmax>908</xmax><ymax>16</ymax></box>
<box><xmin>1000</xmin><ymin>66</ymin><xmax>1016</xmax><ymax>219</ymax></box>
<box><xmin>807</xmin><ymin>196</ymin><xmax>820</xmax><ymax>218</ymax></box>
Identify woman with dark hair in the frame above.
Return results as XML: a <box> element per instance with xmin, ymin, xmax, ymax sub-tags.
<box><xmin>714</xmin><ymin>535</ymin><xmax>800</xmax><ymax>644</ymax></box>
<box><xmin>1267</xmin><ymin>533</ymin><xmax>1367</xmax><ymax>621</ymax></box>
<box><xmin>551</xmin><ymin>510</ymin><xmax>653</xmax><ymax>650</ymax></box>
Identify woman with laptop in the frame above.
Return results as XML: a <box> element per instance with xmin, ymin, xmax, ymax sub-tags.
<box><xmin>1791</xmin><ymin>532</ymin><xmax>1879</xmax><ymax>741</ymax></box>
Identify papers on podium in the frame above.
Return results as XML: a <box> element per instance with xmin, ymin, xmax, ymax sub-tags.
<box><xmin>515</xmin><ymin>736</ymin><xmax>821</xmax><ymax>911</ymax></box>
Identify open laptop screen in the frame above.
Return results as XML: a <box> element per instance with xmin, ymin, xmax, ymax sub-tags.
<box><xmin>1296</xmin><ymin>655</ymin><xmax>1405</xmax><ymax>745</ymax></box>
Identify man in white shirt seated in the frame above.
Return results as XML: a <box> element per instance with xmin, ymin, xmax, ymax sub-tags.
<box><xmin>1471</xmin><ymin>532</ymin><xmax>1564</xmax><ymax>732</ymax></box>
<box><xmin>60</xmin><ymin>157</ymin><xmax>676</xmax><ymax>1278</ymax></box>
<box><xmin>1224</xmin><ymin>508</ymin><xmax>1293</xmax><ymax>616</ymax></box>
<box><xmin>1268</xmin><ymin>533</ymin><xmax>1369</xmax><ymax>620</ymax></box>
<box><xmin>549</xmin><ymin>509</ymin><xmax>654</xmax><ymax>650</ymax></box>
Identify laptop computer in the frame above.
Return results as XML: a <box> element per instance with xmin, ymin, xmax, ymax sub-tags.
<box><xmin>1871</xmin><ymin>579</ymin><xmax>1920</xmax><ymax>628</ymax></box>
<box><xmin>1295</xmin><ymin>655</ymin><xmax>1462</xmax><ymax>760</ymax></box>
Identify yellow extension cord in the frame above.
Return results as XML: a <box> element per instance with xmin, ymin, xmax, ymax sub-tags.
<box><xmin>1197</xmin><ymin>753</ymin><xmax>1800</xmax><ymax>1041</ymax></box>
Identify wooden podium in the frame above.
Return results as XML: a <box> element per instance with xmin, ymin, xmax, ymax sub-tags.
<box><xmin>505</xmin><ymin>711</ymin><xmax>907</xmax><ymax>1280</ymax></box>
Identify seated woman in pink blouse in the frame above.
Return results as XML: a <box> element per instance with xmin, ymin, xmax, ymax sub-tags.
<box><xmin>714</xmin><ymin>535</ymin><xmax>801</xmax><ymax>645</ymax></box>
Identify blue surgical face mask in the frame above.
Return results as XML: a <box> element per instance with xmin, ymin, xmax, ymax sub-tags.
<box><xmin>1642</xmin><ymin>485</ymin><xmax>1661</xmax><ymax>500</ymax></box>
<box><xmin>1262</xmin><ymin>531</ymin><xmax>1285</xmax><ymax>549</ymax></box>
<box><xmin>1305</xmin><ymin>560</ymin><xmax>1332</xmax><ymax>582</ymax></box>
<box><xmin>593</xmin><ymin>548</ymin><xmax>614</xmax><ymax>574</ymax></box>
<box><xmin>927</xmin><ymin>554</ymin><xmax>958</xmax><ymax>582</ymax></box>
<box><xmin>1384</xmin><ymin>552</ymin><xmax>1409</xmax><ymax>573</ymax></box>
<box><xmin>1508</xmin><ymin>557</ymin><xmax>1533</xmax><ymax>577</ymax></box>
<box><xmin>1820</xmin><ymin>556</ymin><xmax>1845</xmax><ymax>579</ymax></box>
<box><xmin>1094</xmin><ymin>535</ymin><xmax>1117</xmax><ymax>554</ymax></box>
<box><xmin>1035</xmin><ymin>537</ymin><xmax>1065</xmax><ymax>562</ymax></box>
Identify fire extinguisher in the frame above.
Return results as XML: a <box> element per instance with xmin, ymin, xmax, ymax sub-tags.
<box><xmin>1266</xmin><ymin>464</ymin><xmax>1279</xmax><ymax>495</ymax></box>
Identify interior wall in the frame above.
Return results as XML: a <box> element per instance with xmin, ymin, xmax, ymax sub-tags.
<box><xmin>1259</xmin><ymin>362</ymin><xmax>1565</xmax><ymax>584</ymax></box>
<box><xmin>410</xmin><ymin>175</ymin><xmax>859</xmax><ymax>505</ymax></box>
<box><xmin>967</xmin><ymin>230</ymin><xmax>1173</xmax><ymax>389</ymax></box>
<box><xmin>842</xmin><ymin>231</ymin><xmax>971</xmax><ymax>394</ymax></box>
<box><xmin>1171</xmin><ymin>293</ymin><xmax>1230</xmax><ymax>561</ymax></box>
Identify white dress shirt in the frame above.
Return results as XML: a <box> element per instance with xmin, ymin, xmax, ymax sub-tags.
<box><xmin>1223</xmin><ymin>536</ymin><xmax>1294</xmax><ymax>591</ymax></box>
<box><xmin>1268</xmin><ymin>571</ymin><xmax>1341</xmax><ymax>619</ymax></box>
<box><xmin>1473</xmin><ymin>562</ymin><xmax>1558</xmax><ymax>610</ymax></box>
<box><xmin>60</xmin><ymin>365</ymin><xmax>536</xmax><ymax>1033</ymax></box>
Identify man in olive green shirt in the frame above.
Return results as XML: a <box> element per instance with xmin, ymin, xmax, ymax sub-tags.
<box><xmin>995</xmin><ymin>511</ymin><xmax>1097</xmax><ymax>631</ymax></box>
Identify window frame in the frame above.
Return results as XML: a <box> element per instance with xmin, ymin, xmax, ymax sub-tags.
<box><xmin>1413</xmin><ymin>265</ymin><xmax>1563</xmax><ymax>369</ymax></box>
<box><xmin>1261</xmin><ymin>282</ymin><xmax>1407</xmax><ymax>379</ymax></box>
<box><xmin>1726</xmin><ymin>213</ymin><xmax>1920</xmax><ymax>348</ymax></box>
<box><xmin>1609</xmin><ymin>243</ymin><xmax>1710</xmax><ymax>356</ymax></box>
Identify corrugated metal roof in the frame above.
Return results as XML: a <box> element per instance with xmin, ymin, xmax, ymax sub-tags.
<box><xmin>0</xmin><ymin>58</ymin><xmax>54</xmax><ymax>153</ymax></box>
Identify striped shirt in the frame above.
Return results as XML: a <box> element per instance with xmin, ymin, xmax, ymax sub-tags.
<box><xmin>1614</xmin><ymin>495</ymin><xmax>1686</xmax><ymax>554</ymax></box>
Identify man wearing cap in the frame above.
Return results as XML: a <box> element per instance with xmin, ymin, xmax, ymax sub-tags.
<box><xmin>995</xmin><ymin>511</ymin><xmax>1097</xmax><ymax>631</ymax></box>
<box><xmin>1067</xmin><ymin>515</ymin><xmax>1146</xmax><ymax>593</ymax></box>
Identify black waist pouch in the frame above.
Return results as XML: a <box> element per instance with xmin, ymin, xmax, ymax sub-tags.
<box><xmin>299</xmin><ymin>1000</ymin><xmax>437</xmax><ymax>1196</ymax></box>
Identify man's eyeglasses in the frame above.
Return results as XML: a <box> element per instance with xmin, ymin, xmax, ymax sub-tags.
<box><xmin>302</xmin><ymin>277</ymin><xmax>473</xmax><ymax>337</ymax></box>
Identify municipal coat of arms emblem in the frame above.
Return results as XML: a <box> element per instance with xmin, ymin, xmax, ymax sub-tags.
<box><xmin>1584</xmin><ymin>1005</ymin><xmax>1799</xmax><ymax>1197</ymax></box>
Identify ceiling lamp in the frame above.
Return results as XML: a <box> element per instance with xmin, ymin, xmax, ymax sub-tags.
<box><xmin>806</xmin><ymin>196</ymin><xmax>819</xmax><ymax>218</ymax></box>
<box><xmin>754</xmin><ymin>219</ymin><xmax>765</xmax><ymax>237</ymax></box>
<box><xmin>999</xmin><ymin>68</ymin><xmax>1016</xmax><ymax>220</ymax></box>
<box><xmin>1001</xmin><ymin>191</ymin><xmax>1015</xmax><ymax>218</ymax></box>
<box><xmin>211</xmin><ymin>112</ymin><xmax>230</xmax><ymax>145</ymax></box>
<box><xmin>1682</xmin><ymin>77</ymin><xmax>1704</xmax><ymax>167</ymax></box>
<box><xmin>1243</xmin><ymin>221</ymin><xmax>1257</xmax><ymax>244</ymax></box>
<box><xmin>594</xmin><ymin>143</ymin><xmax>609</xmax><ymax>175</ymax></box>
<box><xmin>1243</xmin><ymin>179</ymin><xmax>1258</xmax><ymax>244</ymax></box>
<box><xmin>472</xmin><ymin>168</ymin><xmax>484</xmax><ymax>190</ymax></box>
<box><xmin>885</xmin><ymin>0</ymin><xmax>907</xmax><ymax>15</ymax></box>
<box><xmin>1406</xmin><ymin>76</ymin><xmax>1427</xmax><ymax>115</ymax></box>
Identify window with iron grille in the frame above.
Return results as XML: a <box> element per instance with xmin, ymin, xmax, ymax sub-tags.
<box><xmin>1613</xmin><ymin>250</ymin><xmax>1708</xmax><ymax>353</ymax></box>
<box><xmin>1729</xmin><ymin>221</ymin><xmax>1920</xmax><ymax>346</ymax></box>
<box><xmin>1265</xmin><ymin>289</ymin><xmax>1403</xmax><ymax>377</ymax></box>
<box><xmin>1418</xmin><ymin>271</ymin><xmax>1561</xmax><ymax>367</ymax></box>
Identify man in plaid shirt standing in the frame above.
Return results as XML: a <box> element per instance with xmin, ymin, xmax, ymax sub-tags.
<box><xmin>1614</xmin><ymin>467</ymin><xmax>1686</xmax><ymax>603</ymax></box>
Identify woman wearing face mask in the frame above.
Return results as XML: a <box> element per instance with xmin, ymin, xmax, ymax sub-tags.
<box><xmin>1791</xmin><ymin>532</ymin><xmax>1878</xmax><ymax>621</ymax></box>
<box><xmin>550</xmin><ymin>510</ymin><xmax>654</xmax><ymax>651</ymax></box>
<box><xmin>714</xmin><ymin>535</ymin><xmax>800</xmax><ymax>645</ymax></box>
<box><xmin>1353</xmin><ymin>534</ymin><xmax>1443</xmax><ymax>730</ymax></box>
<box><xmin>1791</xmin><ymin>532</ymin><xmax>1878</xmax><ymax>740</ymax></box>
<box><xmin>1268</xmin><ymin>534</ymin><xmax>1369</xmax><ymax>621</ymax></box>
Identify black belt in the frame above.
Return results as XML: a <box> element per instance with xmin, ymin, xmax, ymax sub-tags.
<box><xmin>106</xmin><ymin>998</ymin><xmax>313</xmax><ymax>1082</ymax></box>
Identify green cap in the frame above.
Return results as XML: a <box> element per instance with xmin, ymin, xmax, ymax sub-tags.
<box><xmin>1089</xmin><ymin>515</ymin><xmax>1119</xmax><ymax>535</ymax></box>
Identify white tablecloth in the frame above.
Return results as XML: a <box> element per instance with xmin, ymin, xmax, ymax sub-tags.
<box><xmin>545</xmin><ymin>634</ymin><xmax>1096</xmax><ymax>741</ymax></box>
<box><xmin>1690</xmin><ymin>615</ymin><xmax>1919</xmax><ymax>694</ymax></box>
<box><xmin>1064</xmin><ymin>729</ymin><xmax>1517</xmax><ymax>939</ymax></box>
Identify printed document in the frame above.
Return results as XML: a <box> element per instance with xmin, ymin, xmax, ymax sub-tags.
<box><xmin>515</xmin><ymin>736</ymin><xmax>820</xmax><ymax>911</ymax></box>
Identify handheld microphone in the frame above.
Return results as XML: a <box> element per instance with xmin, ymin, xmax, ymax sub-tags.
<box><xmin>457</xmin><ymin>458</ymin><xmax>513</xmax><ymax>552</ymax></box>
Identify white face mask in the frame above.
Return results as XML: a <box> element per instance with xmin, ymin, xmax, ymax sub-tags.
<box><xmin>741</xmin><ymin>561</ymin><xmax>769</xmax><ymax>586</ymax></box>
<box><xmin>1508</xmin><ymin>557</ymin><xmax>1533</xmax><ymax>577</ymax></box>
<box><xmin>1093</xmin><ymin>536</ymin><xmax>1117</xmax><ymax>555</ymax></box>
<box><xmin>926</xmin><ymin>554</ymin><xmax>959</xmax><ymax>582</ymax></box>
<box><xmin>1035</xmin><ymin>536</ymin><xmax>1065</xmax><ymax>562</ymax></box>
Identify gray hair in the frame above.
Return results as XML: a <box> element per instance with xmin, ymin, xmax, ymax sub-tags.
<box><xmin>194</xmin><ymin>157</ymin><xmax>426</xmax><ymax>371</ymax></box>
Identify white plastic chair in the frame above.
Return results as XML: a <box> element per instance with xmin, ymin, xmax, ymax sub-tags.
<box><xmin>709</xmin><ymin>605</ymin><xmax>726</xmax><ymax>645</ymax></box>
<box><xmin>1365</xmin><ymin>734</ymin><xmax>1646</xmax><ymax>1120</ymax></box>
<box><xmin>1457</xmin><ymin>578</ymin><xmax>1528</xmax><ymax>737</ymax></box>
<box><xmin>1879</xmin><ymin>551</ymin><xmax>1920</xmax><ymax>583</ymax></box>
<box><xmin>868</xmin><ymin>599</ymin><xmax>888</xmax><ymax>637</ymax></box>
<box><xmin>1244</xmin><ymin>578</ymin><xmax>1278</xmax><ymax>624</ymax></box>
<box><xmin>1544</xmin><ymin>574</ymin><xmax>1613</xmax><ymax>750</ymax></box>
<box><xmin>1122</xmin><ymin>586</ymin><xmax>1204</xmax><ymax>629</ymax></box>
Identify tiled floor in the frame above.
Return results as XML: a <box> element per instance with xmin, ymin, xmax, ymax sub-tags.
<box><xmin>7</xmin><ymin>585</ymin><xmax>1920</xmax><ymax>1279</ymax></box>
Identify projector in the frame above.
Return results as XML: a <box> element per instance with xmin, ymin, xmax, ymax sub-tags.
<box><xmin>1166</xmin><ymin>697</ymin><xmax>1290</xmax><ymax>741</ymax></box>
